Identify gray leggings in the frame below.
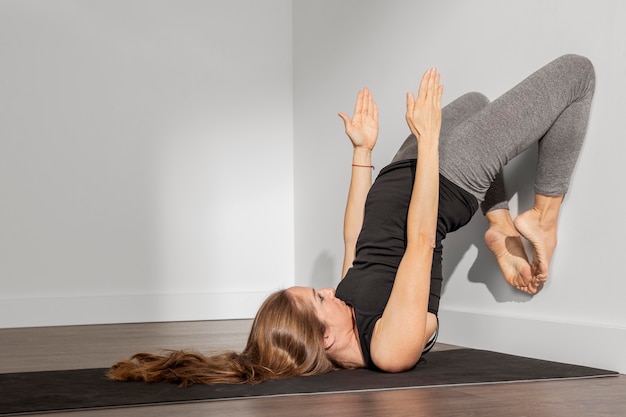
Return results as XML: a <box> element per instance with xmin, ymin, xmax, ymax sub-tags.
<box><xmin>392</xmin><ymin>54</ymin><xmax>595</xmax><ymax>214</ymax></box>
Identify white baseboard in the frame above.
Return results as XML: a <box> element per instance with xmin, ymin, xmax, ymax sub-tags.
<box><xmin>0</xmin><ymin>291</ymin><xmax>272</xmax><ymax>329</ymax></box>
<box><xmin>438</xmin><ymin>308</ymin><xmax>626</xmax><ymax>375</ymax></box>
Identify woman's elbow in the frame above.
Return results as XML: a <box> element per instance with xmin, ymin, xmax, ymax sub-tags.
<box><xmin>371</xmin><ymin>345</ymin><xmax>422</xmax><ymax>372</ymax></box>
<box><xmin>374</xmin><ymin>355</ymin><xmax>420</xmax><ymax>373</ymax></box>
<box><xmin>406</xmin><ymin>232</ymin><xmax>436</xmax><ymax>253</ymax></box>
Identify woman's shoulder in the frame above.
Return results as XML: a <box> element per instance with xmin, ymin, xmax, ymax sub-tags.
<box><xmin>378</xmin><ymin>158</ymin><xmax>416</xmax><ymax>176</ymax></box>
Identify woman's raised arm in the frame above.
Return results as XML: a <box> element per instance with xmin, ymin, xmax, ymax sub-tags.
<box><xmin>370</xmin><ymin>69</ymin><xmax>443</xmax><ymax>372</ymax></box>
<box><xmin>338</xmin><ymin>88</ymin><xmax>379</xmax><ymax>279</ymax></box>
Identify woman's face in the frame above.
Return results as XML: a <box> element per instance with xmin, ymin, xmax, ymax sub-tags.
<box><xmin>287</xmin><ymin>286</ymin><xmax>353</xmax><ymax>331</ymax></box>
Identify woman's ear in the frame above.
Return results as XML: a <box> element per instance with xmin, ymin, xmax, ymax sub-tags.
<box><xmin>323</xmin><ymin>333</ymin><xmax>335</xmax><ymax>350</ymax></box>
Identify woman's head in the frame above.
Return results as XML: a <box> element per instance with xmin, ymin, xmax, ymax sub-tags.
<box><xmin>107</xmin><ymin>289</ymin><xmax>340</xmax><ymax>386</ymax></box>
<box><xmin>287</xmin><ymin>286</ymin><xmax>355</xmax><ymax>352</ymax></box>
<box><xmin>242</xmin><ymin>289</ymin><xmax>338</xmax><ymax>380</ymax></box>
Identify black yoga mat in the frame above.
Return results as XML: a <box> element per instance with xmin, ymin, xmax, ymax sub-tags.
<box><xmin>0</xmin><ymin>348</ymin><xmax>617</xmax><ymax>416</ymax></box>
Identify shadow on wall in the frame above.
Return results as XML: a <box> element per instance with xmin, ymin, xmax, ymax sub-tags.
<box><xmin>309</xmin><ymin>250</ymin><xmax>338</xmax><ymax>290</ymax></box>
<box><xmin>309</xmin><ymin>144</ymin><xmax>540</xmax><ymax>301</ymax></box>
<box><xmin>442</xmin><ymin>146</ymin><xmax>539</xmax><ymax>303</ymax></box>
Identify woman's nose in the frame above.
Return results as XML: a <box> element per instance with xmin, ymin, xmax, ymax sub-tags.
<box><xmin>321</xmin><ymin>287</ymin><xmax>335</xmax><ymax>298</ymax></box>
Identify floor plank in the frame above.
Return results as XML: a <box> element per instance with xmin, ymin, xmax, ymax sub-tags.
<box><xmin>0</xmin><ymin>320</ymin><xmax>252</xmax><ymax>372</ymax></box>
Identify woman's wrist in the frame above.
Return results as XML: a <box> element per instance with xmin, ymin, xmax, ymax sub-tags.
<box><xmin>416</xmin><ymin>132</ymin><xmax>440</xmax><ymax>146</ymax></box>
<box><xmin>352</xmin><ymin>146</ymin><xmax>372</xmax><ymax>165</ymax></box>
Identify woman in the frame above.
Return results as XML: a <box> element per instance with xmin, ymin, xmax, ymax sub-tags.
<box><xmin>108</xmin><ymin>54</ymin><xmax>595</xmax><ymax>384</ymax></box>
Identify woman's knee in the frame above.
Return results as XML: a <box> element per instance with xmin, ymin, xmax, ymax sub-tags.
<box><xmin>555</xmin><ymin>54</ymin><xmax>595</xmax><ymax>93</ymax></box>
<box><xmin>556</xmin><ymin>54</ymin><xmax>594</xmax><ymax>74</ymax></box>
<box><xmin>457</xmin><ymin>91</ymin><xmax>490</xmax><ymax>110</ymax></box>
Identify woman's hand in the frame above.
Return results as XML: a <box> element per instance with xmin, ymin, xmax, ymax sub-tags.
<box><xmin>338</xmin><ymin>88</ymin><xmax>379</xmax><ymax>151</ymax></box>
<box><xmin>406</xmin><ymin>68</ymin><xmax>443</xmax><ymax>142</ymax></box>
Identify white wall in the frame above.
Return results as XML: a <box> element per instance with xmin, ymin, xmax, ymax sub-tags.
<box><xmin>2</xmin><ymin>0</ymin><xmax>624</xmax><ymax>374</ymax></box>
<box><xmin>293</xmin><ymin>0</ymin><xmax>626</xmax><ymax>373</ymax></box>
<box><xmin>0</xmin><ymin>0</ymin><xmax>294</xmax><ymax>327</ymax></box>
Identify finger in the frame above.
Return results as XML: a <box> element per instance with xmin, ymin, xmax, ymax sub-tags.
<box><xmin>417</xmin><ymin>68</ymin><xmax>433</xmax><ymax>102</ymax></box>
<box><xmin>434</xmin><ymin>72</ymin><xmax>441</xmax><ymax>94</ymax></box>
<box><xmin>362</xmin><ymin>88</ymin><xmax>370</xmax><ymax>115</ymax></box>
<box><xmin>372</xmin><ymin>100</ymin><xmax>379</xmax><ymax>121</ymax></box>
<box><xmin>429</xmin><ymin>69</ymin><xmax>441</xmax><ymax>103</ymax></box>
<box><xmin>337</xmin><ymin>112</ymin><xmax>351</xmax><ymax>129</ymax></box>
<box><xmin>366</xmin><ymin>89</ymin><xmax>376</xmax><ymax>117</ymax></box>
<box><xmin>354</xmin><ymin>89</ymin><xmax>364</xmax><ymax>116</ymax></box>
<box><xmin>430</xmin><ymin>70</ymin><xmax>443</xmax><ymax>109</ymax></box>
<box><xmin>405</xmin><ymin>92</ymin><xmax>415</xmax><ymax>119</ymax></box>
<box><xmin>437</xmin><ymin>84</ymin><xmax>444</xmax><ymax>108</ymax></box>
<box><xmin>427</xmin><ymin>68</ymin><xmax>436</xmax><ymax>97</ymax></box>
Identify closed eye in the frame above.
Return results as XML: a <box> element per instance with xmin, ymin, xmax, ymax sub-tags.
<box><xmin>311</xmin><ymin>288</ymin><xmax>324</xmax><ymax>303</ymax></box>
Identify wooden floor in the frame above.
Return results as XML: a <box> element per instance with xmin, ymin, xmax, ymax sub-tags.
<box><xmin>2</xmin><ymin>320</ymin><xmax>625</xmax><ymax>417</ymax></box>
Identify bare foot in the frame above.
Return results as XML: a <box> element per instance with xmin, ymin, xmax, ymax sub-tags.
<box><xmin>484</xmin><ymin>223</ymin><xmax>538</xmax><ymax>294</ymax></box>
<box><xmin>514</xmin><ymin>206</ymin><xmax>559</xmax><ymax>286</ymax></box>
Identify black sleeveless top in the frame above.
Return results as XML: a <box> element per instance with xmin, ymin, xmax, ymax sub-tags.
<box><xmin>335</xmin><ymin>159</ymin><xmax>478</xmax><ymax>369</ymax></box>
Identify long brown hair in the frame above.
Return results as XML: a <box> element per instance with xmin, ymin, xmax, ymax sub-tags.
<box><xmin>107</xmin><ymin>290</ymin><xmax>337</xmax><ymax>386</ymax></box>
